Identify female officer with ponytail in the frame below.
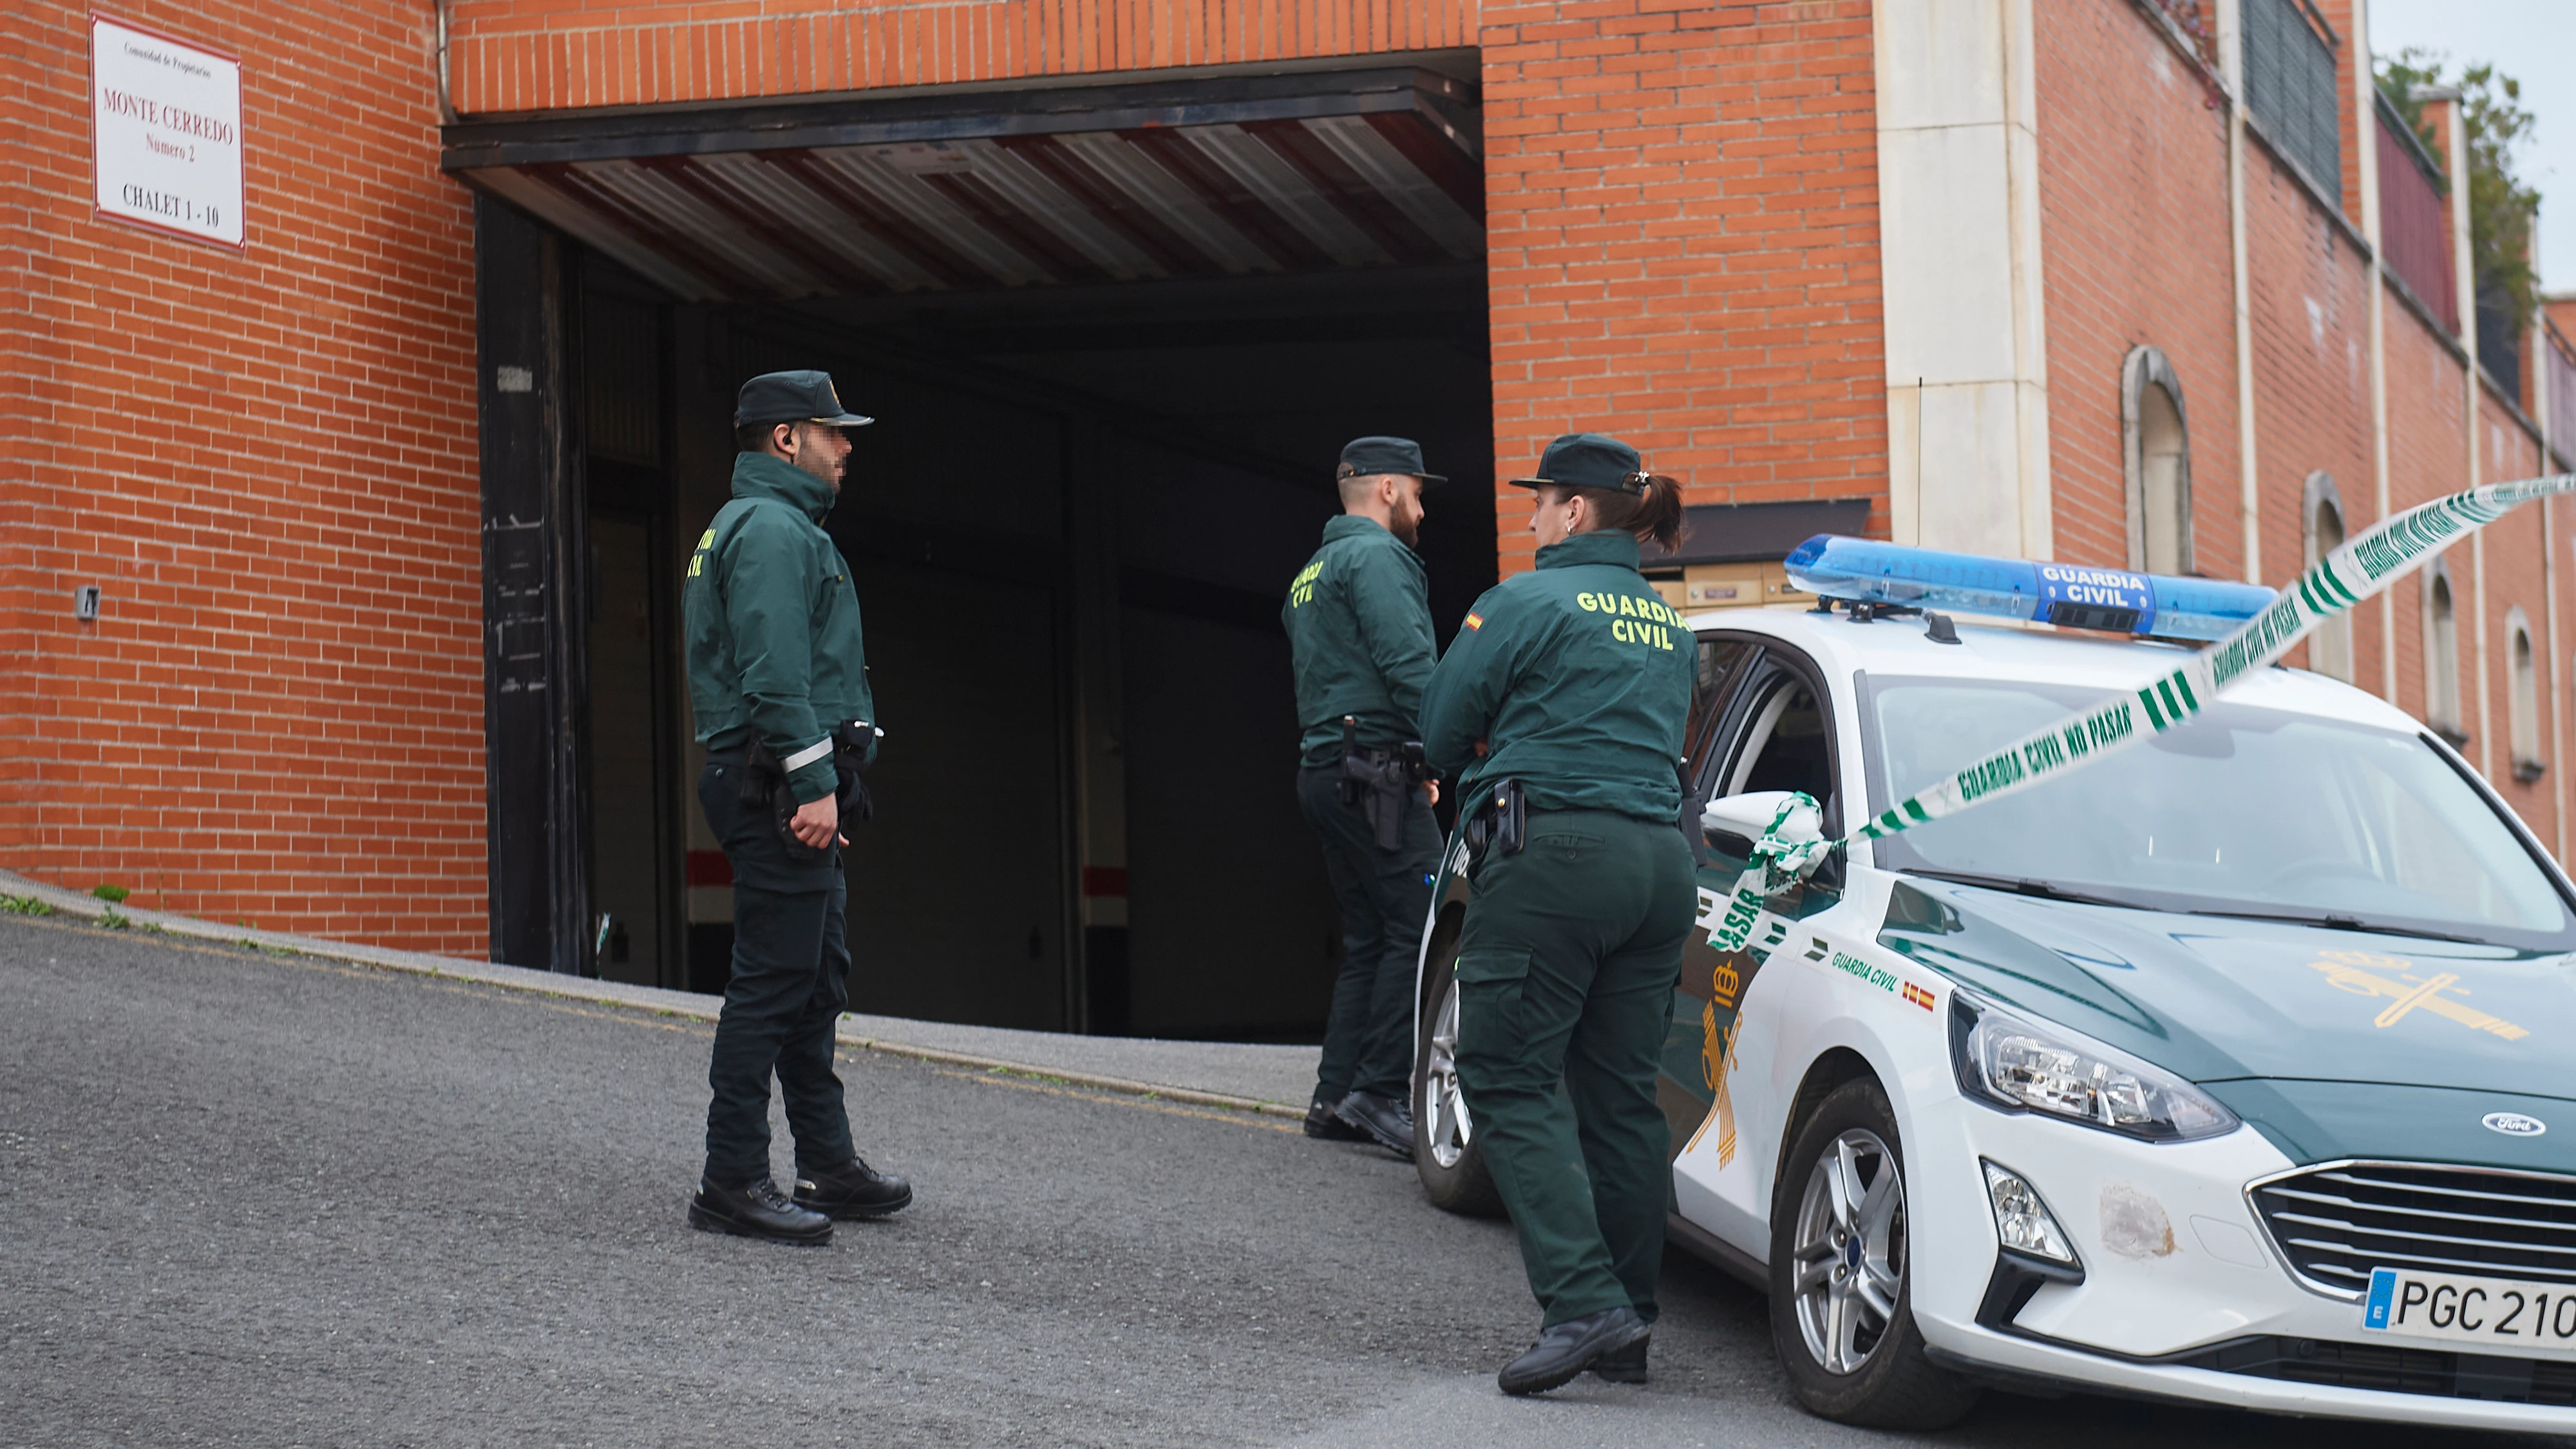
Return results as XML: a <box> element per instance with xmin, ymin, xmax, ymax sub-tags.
<box><xmin>1420</xmin><ymin>433</ymin><xmax>1696</xmax><ymax>1396</ymax></box>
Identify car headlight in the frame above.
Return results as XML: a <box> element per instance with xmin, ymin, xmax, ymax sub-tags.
<box><xmin>1949</xmin><ymin>996</ymin><xmax>2238</xmax><ymax>1142</ymax></box>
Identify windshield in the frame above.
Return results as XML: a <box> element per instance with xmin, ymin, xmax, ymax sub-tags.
<box><xmin>1860</xmin><ymin>675</ymin><xmax>2576</xmax><ymax>950</ymax></box>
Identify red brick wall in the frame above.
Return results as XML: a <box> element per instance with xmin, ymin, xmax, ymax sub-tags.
<box><xmin>2032</xmin><ymin>0</ymin><xmax>2238</xmax><ymax>578</ymax></box>
<box><xmin>1</xmin><ymin>3</ymin><xmax>485</xmax><ymax>950</ymax></box>
<box><xmin>2379</xmin><ymin>289</ymin><xmax>2466</xmax><ymax>721</ymax></box>
<box><xmin>2473</xmin><ymin>384</ymin><xmax>2555</xmax><ymax>835</ymax></box>
<box><xmin>2372</xmin><ymin>307</ymin><xmax>2561</xmax><ymax>842</ymax></box>
<box><xmin>2240</xmin><ymin>139</ymin><xmax>2376</xmax><ymax>677</ymax></box>
<box><xmin>2031</xmin><ymin>0</ymin><xmax>2566</xmax><ymax>843</ymax></box>
<box><xmin>1481</xmin><ymin>0</ymin><xmax>1884</xmax><ymax>573</ymax></box>
<box><xmin>442</xmin><ymin>0</ymin><xmax>1480</xmax><ymax>113</ymax></box>
<box><xmin>2318</xmin><ymin>0</ymin><xmax>2364</xmax><ymax>237</ymax></box>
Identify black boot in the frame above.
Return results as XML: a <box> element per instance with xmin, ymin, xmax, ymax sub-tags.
<box><xmin>1589</xmin><ymin>1333</ymin><xmax>1649</xmax><ymax>1384</ymax></box>
<box><xmin>688</xmin><ymin>1177</ymin><xmax>832</xmax><ymax>1245</ymax></box>
<box><xmin>1304</xmin><ymin>1091</ymin><xmax>1367</xmax><ymax>1141</ymax></box>
<box><xmin>1335</xmin><ymin>1090</ymin><xmax>1414</xmax><ymax>1159</ymax></box>
<box><xmin>1497</xmin><ymin>1306</ymin><xmax>1649</xmax><ymax>1396</ymax></box>
<box><xmin>793</xmin><ymin>1157</ymin><xmax>913</xmax><ymax>1219</ymax></box>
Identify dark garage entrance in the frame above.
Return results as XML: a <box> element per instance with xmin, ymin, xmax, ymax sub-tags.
<box><xmin>456</xmin><ymin>61</ymin><xmax>1494</xmax><ymax>1040</ymax></box>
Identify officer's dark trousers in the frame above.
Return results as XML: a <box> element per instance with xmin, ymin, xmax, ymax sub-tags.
<box><xmin>1453</xmin><ymin>808</ymin><xmax>1694</xmax><ymax>1327</ymax></box>
<box><xmin>1298</xmin><ymin>765</ymin><xmax>1441</xmax><ymax>1103</ymax></box>
<box><xmin>698</xmin><ymin>757</ymin><xmax>857</xmax><ymax>1187</ymax></box>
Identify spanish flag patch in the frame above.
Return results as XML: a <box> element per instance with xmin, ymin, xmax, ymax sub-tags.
<box><xmin>1463</xmin><ymin>612</ymin><xmax>1483</xmax><ymax>630</ymax></box>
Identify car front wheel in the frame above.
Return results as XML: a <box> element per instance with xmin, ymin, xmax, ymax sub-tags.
<box><xmin>1411</xmin><ymin>950</ymin><xmax>1504</xmax><ymax>1217</ymax></box>
<box><xmin>1768</xmin><ymin>1076</ymin><xmax>1979</xmax><ymax>1430</ymax></box>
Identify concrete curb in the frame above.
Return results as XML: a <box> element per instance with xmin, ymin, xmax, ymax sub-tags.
<box><xmin>0</xmin><ymin>870</ymin><xmax>1308</xmax><ymax>1122</ymax></box>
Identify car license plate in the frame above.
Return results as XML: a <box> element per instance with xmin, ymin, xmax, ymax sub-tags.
<box><xmin>2362</xmin><ymin>1267</ymin><xmax>2576</xmax><ymax>1354</ymax></box>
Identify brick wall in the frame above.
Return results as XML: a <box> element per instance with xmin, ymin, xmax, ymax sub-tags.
<box><xmin>2240</xmin><ymin>138</ymin><xmax>2376</xmax><ymax>676</ymax></box>
<box><xmin>1</xmin><ymin>3</ymin><xmax>484</xmax><ymax>950</ymax></box>
<box><xmin>2378</xmin><ymin>290</ymin><xmax>2466</xmax><ymax>720</ymax></box>
<box><xmin>1481</xmin><ymin>0</ymin><xmax>1884</xmax><ymax>573</ymax></box>
<box><xmin>2032</xmin><ymin>0</ymin><xmax>2238</xmax><ymax>577</ymax></box>
<box><xmin>442</xmin><ymin>0</ymin><xmax>1480</xmax><ymax>113</ymax></box>
<box><xmin>2473</xmin><ymin>385</ymin><xmax>2555</xmax><ymax>831</ymax></box>
<box><xmin>2320</xmin><ymin>0</ymin><xmax>2363</xmax><ymax>237</ymax></box>
<box><xmin>2372</xmin><ymin>309</ymin><xmax>2562</xmax><ymax>844</ymax></box>
<box><xmin>2032</xmin><ymin>0</ymin><xmax>2568</xmax><ymax>847</ymax></box>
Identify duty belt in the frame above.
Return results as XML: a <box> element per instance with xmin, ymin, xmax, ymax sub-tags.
<box><xmin>726</xmin><ymin>721</ymin><xmax>878</xmax><ymax>855</ymax></box>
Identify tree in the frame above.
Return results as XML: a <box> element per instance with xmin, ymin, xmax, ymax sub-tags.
<box><xmin>2375</xmin><ymin>49</ymin><xmax>2542</xmax><ymax>330</ymax></box>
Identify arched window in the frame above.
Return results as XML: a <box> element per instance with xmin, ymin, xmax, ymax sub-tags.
<box><xmin>2302</xmin><ymin>473</ymin><xmax>2353</xmax><ymax>683</ymax></box>
<box><xmin>2123</xmin><ymin>346</ymin><xmax>2194</xmax><ymax>575</ymax></box>
<box><xmin>2508</xmin><ymin>609</ymin><xmax>2544</xmax><ymax>782</ymax></box>
<box><xmin>2424</xmin><ymin>558</ymin><xmax>2463</xmax><ymax>742</ymax></box>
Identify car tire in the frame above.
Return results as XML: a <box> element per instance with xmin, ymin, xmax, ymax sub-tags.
<box><xmin>1767</xmin><ymin>1076</ymin><xmax>1980</xmax><ymax>1430</ymax></box>
<box><xmin>1412</xmin><ymin>949</ymin><xmax>1505</xmax><ymax>1218</ymax></box>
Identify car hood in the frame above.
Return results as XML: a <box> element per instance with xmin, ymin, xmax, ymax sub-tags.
<box><xmin>2199</xmin><ymin>1079</ymin><xmax>2576</xmax><ymax>1173</ymax></box>
<box><xmin>1877</xmin><ymin>876</ymin><xmax>2576</xmax><ymax>1159</ymax></box>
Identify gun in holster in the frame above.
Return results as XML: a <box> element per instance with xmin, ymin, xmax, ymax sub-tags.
<box><xmin>740</xmin><ymin>722</ymin><xmax>876</xmax><ymax>855</ymax></box>
<box><xmin>1463</xmin><ymin>778</ymin><xmax>1526</xmax><ymax>865</ymax></box>
<box><xmin>1337</xmin><ymin>714</ymin><xmax>1432</xmax><ymax>852</ymax></box>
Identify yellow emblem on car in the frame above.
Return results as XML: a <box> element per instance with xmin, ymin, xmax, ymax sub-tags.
<box><xmin>2307</xmin><ymin>951</ymin><xmax>2529</xmax><ymax>1041</ymax></box>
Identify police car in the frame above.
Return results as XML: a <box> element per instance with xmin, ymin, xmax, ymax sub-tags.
<box><xmin>1409</xmin><ymin>538</ymin><xmax>2576</xmax><ymax>1432</ymax></box>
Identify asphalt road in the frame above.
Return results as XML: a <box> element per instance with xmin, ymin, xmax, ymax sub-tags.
<box><xmin>1</xmin><ymin>916</ymin><xmax>2566</xmax><ymax>1448</ymax></box>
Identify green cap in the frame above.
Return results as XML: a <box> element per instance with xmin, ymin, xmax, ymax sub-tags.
<box><xmin>1508</xmin><ymin>433</ymin><xmax>1649</xmax><ymax>494</ymax></box>
<box><xmin>735</xmin><ymin>370</ymin><xmax>874</xmax><ymax>428</ymax></box>
<box><xmin>1336</xmin><ymin>435</ymin><xmax>1445</xmax><ymax>488</ymax></box>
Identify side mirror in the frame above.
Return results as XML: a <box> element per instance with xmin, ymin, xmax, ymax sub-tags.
<box><xmin>1701</xmin><ymin>790</ymin><xmax>1824</xmax><ymax>866</ymax></box>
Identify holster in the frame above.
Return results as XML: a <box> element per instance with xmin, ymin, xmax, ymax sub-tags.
<box><xmin>1338</xmin><ymin>717</ymin><xmax>1430</xmax><ymax>851</ymax></box>
<box><xmin>1462</xmin><ymin>779</ymin><xmax>1526</xmax><ymax>864</ymax></box>
<box><xmin>831</xmin><ymin>721</ymin><xmax>875</xmax><ymax>824</ymax></box>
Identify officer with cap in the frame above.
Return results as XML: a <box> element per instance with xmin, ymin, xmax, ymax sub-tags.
<box><xmin>680</xmin><ymin>369</ymin><xmax>912</xmax><ymax>1245</ymax></box>
<box><xmin>1420</xmin><ymin>432</ymin><xmax>1695</xmax><ymax>1393</ymax></box>
<box><xmin>1283</xmin><ymin>436</ymin><xmax>1446</xmax><ymax>1156</ymax></box>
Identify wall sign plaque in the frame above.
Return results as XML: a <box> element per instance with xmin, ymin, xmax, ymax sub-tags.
<box><xmin>92</xmin><ymin>14</ymin><xmax>243</xmax><ymax>249</ymax></box>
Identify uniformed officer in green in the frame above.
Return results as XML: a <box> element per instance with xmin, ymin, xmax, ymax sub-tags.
<box><xmin>1283</xmin><ymin>436</ymin><xmax>1445</xmax><ymax>1155</ymax></box>
<box><xmin>681</xmin><ymin>370</ymin><xmax>912</xmax><ymax>1245</ymax></box>
<box><xmin>1420</xmin><ymin>433</ymin><xmax>1695</xmax><ymax>1393</ymax></box>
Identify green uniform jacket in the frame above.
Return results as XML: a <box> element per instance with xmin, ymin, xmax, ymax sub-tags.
<box><xmin>684</xmin><ymin>452</ymin><xmax>876</xmax><ymax>804</ymax></box>
<box><xmin>1421</xmin><ymin>530</ymin><xmax>1695</xmax><ymax>822</ymax></box>
<box><xmin>1283</xmin><ymin>515</ymin><xmax>1438</xmax><ymax>767</ymax></box>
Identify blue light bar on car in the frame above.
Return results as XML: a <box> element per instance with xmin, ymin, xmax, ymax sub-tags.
<box><xmin>1779</xmin><ymin>535</ymin><xmax>2277</xmax><ymax>641</ymax></box>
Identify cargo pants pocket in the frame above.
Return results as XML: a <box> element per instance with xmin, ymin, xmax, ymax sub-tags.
<box><xmin>1452</xmin><ymin>946</ymin><xmax>1533</xmax><ymax>1074</ymax></box>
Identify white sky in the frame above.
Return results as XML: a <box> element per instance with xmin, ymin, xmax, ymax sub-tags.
<box><xmin>2368</xmin><ymin>0</ymin><xmax>2576</xmax><ymax>292</ymax></box>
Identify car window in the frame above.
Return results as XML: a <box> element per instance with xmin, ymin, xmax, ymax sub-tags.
<box><xmin>1682</xmin><ymin>638</ymin><xmax>1759</xmax><ymax>783</ymax></box>
<box><xmin>1728</xmin><ymin>678</ymin><xmax>1834</xmax><ymax>817</ymax></box>
<box><xmin>1686</xmin><ymin>641</ymin><xmax>1840</xmax><ymax>844</ymax></box>
<box><xmin>1860</xmin><ymin>674</ymin><xmax>2576</xmax><ymax>950</ymax></box>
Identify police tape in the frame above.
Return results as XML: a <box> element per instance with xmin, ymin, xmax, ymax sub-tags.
<box><xmin>1705</xmin><ymin>471</ymin><xmax>2576</xmax><ymax>954</ymax></box>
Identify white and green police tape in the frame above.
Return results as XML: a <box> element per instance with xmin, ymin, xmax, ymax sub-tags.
<box><xmin>1704</xmin><ymin>471</ymin><xmax>2576</xmax><ymax>954</ymax></box>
